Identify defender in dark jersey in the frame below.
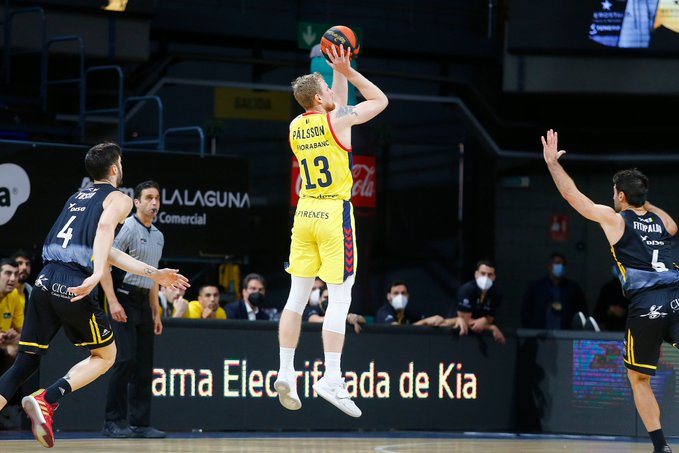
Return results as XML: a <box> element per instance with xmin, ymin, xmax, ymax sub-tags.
<box><xmin>0</xmin><ymin>142</ymin><xmax>189</xmax><ymax>448</ymax></box>
<box><xmin>543</xmin><ymin>129</ymin><xmax>675</xmax><ymax>453</ymax></box>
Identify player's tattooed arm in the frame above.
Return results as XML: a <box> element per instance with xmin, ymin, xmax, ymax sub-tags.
<box><xmin>144</xmin><ymin>267</ymin><xmax>155</xmax><ymax>276</ymax></box>
<box><xmin>335</xmin><ymin>105</ymin><xmax>358</xmax><ymax>119</ymax></box>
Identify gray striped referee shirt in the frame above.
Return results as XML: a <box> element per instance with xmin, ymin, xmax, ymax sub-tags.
<box><xmin>113</xmin><ymin>215</ymin><xmax>164</xmax><ymax>289</ymax></box>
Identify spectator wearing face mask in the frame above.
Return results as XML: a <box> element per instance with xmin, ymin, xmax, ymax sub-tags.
<box><xmin>225</xmin><ymin>273</ymin><xmax>271</xmax><ymax>321</ymax></box>
<box><xmin>375</xmin><ymin>281</ymin><xmax>445</xmax><ymax>326</ymax></box>
<box><xmin>307</xmin><ymin>277</ymin><xmax>326</xmax><ymax>309</ymax></box>
<box><xmin>521</xmin><ymin>252</ymin><xmax>588</xmax><ymax>330</ymax></box>
<box><xmin>303</xmin><ymin>283</ymin><xmax>366</xmax><ymax>333</ymax></box>
<box><xmin>443</xmin><ymin>260</ymin><xmax>504</xmax><ymax>343</ymax></box>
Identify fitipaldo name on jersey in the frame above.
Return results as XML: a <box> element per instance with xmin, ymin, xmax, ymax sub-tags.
<box><xmin>633</xmin><ymin>221</ymin><xmax>662</xmax><ymax>233</ymax></box>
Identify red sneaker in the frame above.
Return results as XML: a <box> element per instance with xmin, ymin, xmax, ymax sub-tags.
<box><xmin>21</xmin><ymin>389</ymin><xmax>58</xmax><ymax>448</ymax></box>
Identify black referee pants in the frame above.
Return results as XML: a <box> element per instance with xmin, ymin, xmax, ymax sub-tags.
<box><xmin>104</xmin><ymin>284</ymin><xmax>155</xmax><ymax>427</ymax></box>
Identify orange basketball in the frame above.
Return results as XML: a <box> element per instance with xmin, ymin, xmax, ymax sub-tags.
<box><xmin>320</xmin><ymin>25</ymin><xmax>360</xmax><ymax>62</ymax></box>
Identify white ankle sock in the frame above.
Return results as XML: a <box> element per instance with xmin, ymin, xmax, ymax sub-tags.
<box><xmin>324</xmin><ymin>352</ymin><xmax>342</xmax><ymax>382</ymax></box>
<box><xmin>279</xmin><ymin>347</ymin><xmax>295</xmax><ymax>374</ymax></box>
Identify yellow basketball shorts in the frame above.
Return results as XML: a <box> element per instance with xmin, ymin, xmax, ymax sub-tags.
<box><xmin>286</xmin><ymin>197</ymin><xmax>356</xmax><ymax>284</ymax></box>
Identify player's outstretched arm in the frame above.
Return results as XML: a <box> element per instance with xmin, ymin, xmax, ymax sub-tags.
<box><xmin>328</xmin><ymin>45</ymin><xmax>387</xmax><ymax>126</ymax></box>
<box><xmin>645</xmin><ymin>201</ymin><xmax>679</xmax><ymax>236</ymax></box>
<box><xmin>68</xmin><ymin>247</ymin><xmax>188</xmax><ymax>301</ymax></box>
<box><xmin>542</xmin><ymin>129</ymin><xmax>619</xmax><ymax>227</ymax></box>
<box><xmin>107</xmin><ymin>247</ymin><xmax>190</xmax><ymax>290</ymax></box>
<box><xmin>330</xmin><ymin>46</ymin><xmax>349</xmax><ymax>107</ymax></box>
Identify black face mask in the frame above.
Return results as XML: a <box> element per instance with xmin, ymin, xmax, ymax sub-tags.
<box><xmin>248</xmin><ymin>292</ymin><xmax>265</xmax><ymax>307</ymax></box>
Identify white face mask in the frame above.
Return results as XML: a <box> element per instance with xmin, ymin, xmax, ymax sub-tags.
<box><xmin>476</xmin><ymin>275</ymin><xmax>493</xmax><ymax>291</ymax></box>
<box><xmin>391</xmin><ymin>294</ymin><xmax>408</xmax><ymax>311</ymax></box>
<box><xmin>309</xmin><ymin>288</ymin><xmax>321</xmax><ymax>306</ymax></box>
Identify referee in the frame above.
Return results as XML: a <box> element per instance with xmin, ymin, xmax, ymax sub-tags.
<box><xmin>101</xmin><ymin>180</ymin><xmax>166</xmax><ymax>439</ymax></box>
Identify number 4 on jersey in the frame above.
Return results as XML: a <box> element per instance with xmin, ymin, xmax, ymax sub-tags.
<box><xmin>57</xmin><ymin>215</ymin><xmax>76</xmax><ymax>248</ymax></box>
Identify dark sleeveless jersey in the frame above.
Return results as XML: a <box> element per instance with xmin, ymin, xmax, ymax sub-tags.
<box><xmin>611</xmin><ymin>209</ymin><xmax>679</xmax><ymax>296</ymax></box>
<box><xmin>42</xmin><ymin>183</ymin><xmax>120</xmax><ymax>274</ymax></box>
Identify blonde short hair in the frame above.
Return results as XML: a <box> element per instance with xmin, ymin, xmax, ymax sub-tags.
<box><xmin>291</xmin><ymin>72</ymin><xmax>325</xmax><ymax>110</ymax></box>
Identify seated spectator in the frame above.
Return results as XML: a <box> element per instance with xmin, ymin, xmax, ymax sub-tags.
<box><xmin>521</xmin><ymin>252</ymin><xmax>588</xmax><ymax>330</ymax></box>
<box><xmin>444</xmin><ymin>260</ymin><xmax>505</xmax><ymax>344</ymax></box>
<box><xmin>375</xmin><ymin>281</ymin><xmax>445</xmax><ymax>326</ymax></box>
<box><xmin>308</xmin><ymin>277</ymin><xmax>325</xmax><ymax>308</ymax></box>
<box><xmin>593</xmin><ymin>265</ymin><xmax>630</xmax><ymax>331</ymax></box>
<box><xmin>178</xmin><ymin>284</ymin><xmax>226</xmax><ymax>320</ymax></box>
<box><xmin>303</xmin><ymin>285</ymin><xmax>366</xmax><ymax>333</ymax></box>
<box><xmin>0</xmin><ymin>259</ymin><xmax>23</xmax><ymax>364</ymax></box>
<box><xmin>224</xmin><ymin>273</ymin><xmax>271</xmax><ymax>320</ymax></box>
<box><xmin>159</xmin><ymin>284</ymin><xmax>188</xmax><ymax>318</ymax></box>
<box><xmin>10</xmin><ymin>250</ymin><xmax>32</xmax><ymax>306</ymax></box>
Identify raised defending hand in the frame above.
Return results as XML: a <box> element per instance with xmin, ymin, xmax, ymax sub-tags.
<box><xmin>542</xmin><ymin>129</ymin><xmax>567</xmax><ymax>166</ymax></box>
<box><xmin>152</xmin><ymin>269</ymin><xmax>190</xmax><ymax>291</ymax></box>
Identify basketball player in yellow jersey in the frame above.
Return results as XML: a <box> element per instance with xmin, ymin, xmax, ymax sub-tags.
<box><xmin>274</xmin><ymin>45</ymin><xmax>387</xmax><ymax>417</ymax></box>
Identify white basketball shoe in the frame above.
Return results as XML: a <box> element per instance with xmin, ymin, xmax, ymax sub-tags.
<box><xmin>274</xmin><ymin>370</ymin><xmax>302</xmax><ymax>411</ymax></box>
<box><xmin>313</xmin><ymin>376</ymin><xmax>362</xmax><ymax>418</ymax></box>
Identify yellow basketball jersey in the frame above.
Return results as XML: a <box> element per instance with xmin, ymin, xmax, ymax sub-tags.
<box><xmin>289</xmin><ymin>112</ymin><xmax>353</xmax><ymax>201</ymax></box>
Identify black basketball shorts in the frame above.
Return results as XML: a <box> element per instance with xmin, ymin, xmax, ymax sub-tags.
<box><xmin>623</xmin><ymin>285</ymin><xmax>679</xmax><ymax>376</ymax></box>
<box><xmin>18</xmin><ymin>263</ymin><xmax>114</xmax><ymax>355</ymax></box>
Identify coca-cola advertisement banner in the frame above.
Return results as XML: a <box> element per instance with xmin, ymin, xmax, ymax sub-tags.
<box><xmin>290</xmin><ymin>155</ymin><xmax>376</xmax><ymax>208</ymax></box>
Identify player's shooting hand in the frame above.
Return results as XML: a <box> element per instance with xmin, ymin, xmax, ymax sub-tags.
<box><xmin>153</xmin><ymin>269</ymin><xmax>190</xmax><ymax>291</ymax></box>
<box><xmin>68</xmin><ymin>272</ymin><xmax>103</xmax><ymax>302</ymax></box>
<box><xmin>541</xmin><ymin>129</ymin><xmax>566</xmax><ymax>166</ymax></box>
<box><xmin>327</xmin><ymin>44</ymin><xmax>352</xmax><ymax>74</ymax></box>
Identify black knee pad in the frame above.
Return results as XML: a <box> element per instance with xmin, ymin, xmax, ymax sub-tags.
<box><xmin>0</xmin><ymin>352</ymin><xmax>41</xmax><ymax>400</ymax></box>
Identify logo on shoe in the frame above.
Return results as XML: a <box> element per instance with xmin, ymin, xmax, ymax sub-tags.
<box><xmin>0</xmin><ymin>164</ymin><xmax>31</xmax><ymax>226</ymax></box>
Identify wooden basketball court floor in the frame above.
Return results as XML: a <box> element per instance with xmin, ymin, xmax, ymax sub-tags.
<box><xmin>0</xmin><ymin>433</ymin><xmax>663</xmax><ymax>452</ymax></box>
